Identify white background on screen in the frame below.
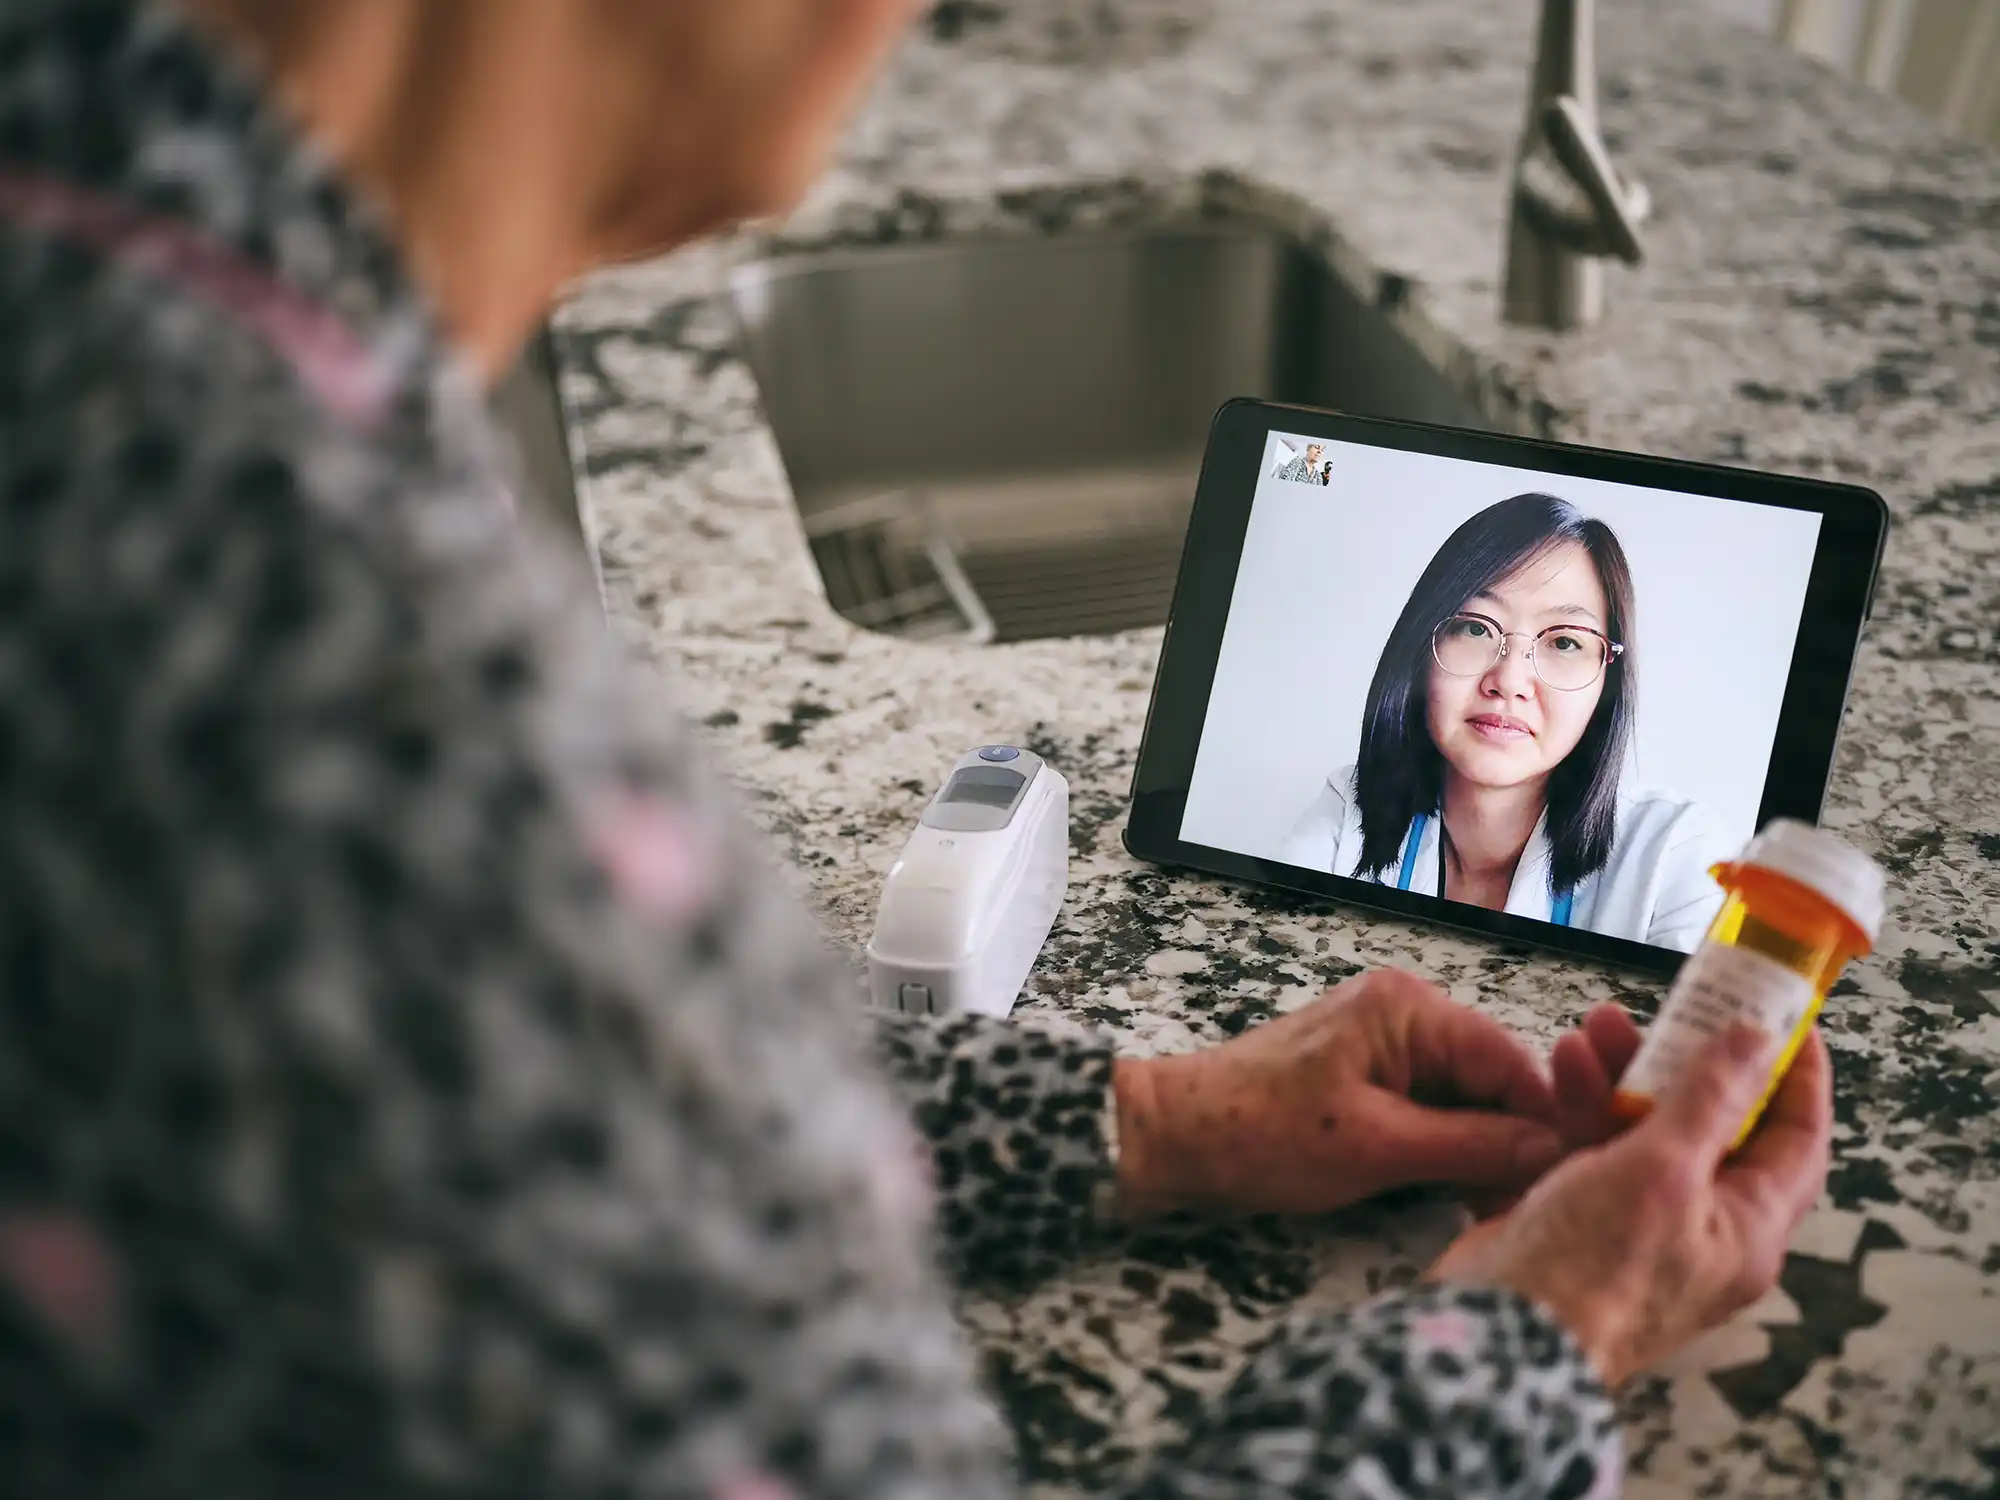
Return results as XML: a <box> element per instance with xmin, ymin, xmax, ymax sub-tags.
<box><xmin>1180</xmin><ymin>433</ymin><xmax>1825</xmax><ymax>864</ymax></box>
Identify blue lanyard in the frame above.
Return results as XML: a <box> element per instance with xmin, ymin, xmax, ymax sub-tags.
<box><xmin>1397</xmin><ymin>813</ymin><xmax>1574</xmax><ymax>927</ymax></box>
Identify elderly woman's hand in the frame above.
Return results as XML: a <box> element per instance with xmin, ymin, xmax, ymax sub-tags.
<box><xmin>1429</xmin><ymin>1006</ymin><xmax>1834</xmax><ymax>1386</ymax></box>
<box><xmin>1111</xmin><ymin>969</ymin><xmax>1568</xmax><ymax>1218</ymax></box>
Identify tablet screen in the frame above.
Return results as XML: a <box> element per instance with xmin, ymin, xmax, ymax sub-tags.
<box><xmin>1176</xmin><ymin>429</ymin><xmax>1827</xmax><ymax>955</ymax></box>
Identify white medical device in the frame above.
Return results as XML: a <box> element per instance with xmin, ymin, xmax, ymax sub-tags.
<box><xmin>865</xmin><ymin>746</ymin><xmax>1069</xmax><ymax>1019</ymax></box>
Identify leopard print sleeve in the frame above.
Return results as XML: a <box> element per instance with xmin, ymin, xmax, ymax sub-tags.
<box><xmin>868</xmin><ymin>1005</ymin><xmax>1627</xmax><ymax>1495</ymax></box>
<box><xmin>872</xmin><ymin>1013</ymin><xmax>1120</xmax><ymax>1285</ymax></box>
<box><xmin>1127</xmin><ymin>1283</ymin><xmax>1624</xmax><ymax>1500</ymax></box>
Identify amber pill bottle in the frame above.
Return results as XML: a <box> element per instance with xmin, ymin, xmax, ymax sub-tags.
<box><xmin>1613</xmin><ymin>820</ymin><xmax>1885</xmax><ymax>1148</ymax></box>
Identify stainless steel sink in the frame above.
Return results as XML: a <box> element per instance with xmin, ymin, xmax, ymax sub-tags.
<box><xmin>729</xmin><ymin>224</ymin><xmax>1487</xmax><ymax>644</ymax></box>
<box><xmin>492</xmin><ymin>326</ymin><xmax>602</xmax><ymax>601</ymax></box>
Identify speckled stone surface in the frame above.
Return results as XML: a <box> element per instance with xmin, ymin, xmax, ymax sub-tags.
<box><xmin>546</xmin><ymin>1</ymin><xmax>2000</xmax><ymax>1493</ymax></box>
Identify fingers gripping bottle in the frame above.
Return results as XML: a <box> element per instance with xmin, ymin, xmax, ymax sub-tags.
<box><xmin>1614</xmin><ymin>820</ymin><xmax>1886</xmax><ymax>1148</ymax></box>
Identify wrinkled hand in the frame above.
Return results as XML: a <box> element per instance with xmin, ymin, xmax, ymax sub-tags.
<box><xmin>1112</xmin><ymin>969</ymin><xmax>1567</xmax><ymax>1219</ymax></box>
<box><xmin>1431</xmin><ymin>1004</ymin><xmax>1834</xmax><ymax>1387</ymax></box>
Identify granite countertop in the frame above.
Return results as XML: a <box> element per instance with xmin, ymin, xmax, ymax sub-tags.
<box><xmin>546</xmin><ymin>1</ymin><xmax>2000</xmax><ymax>1493</ymax></box>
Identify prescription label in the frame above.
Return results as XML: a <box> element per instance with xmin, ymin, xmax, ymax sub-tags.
<box><xmin>1621</xmin><ymin>942</ymin><xmax>1815</xmax><ymax>1101</ymax></box>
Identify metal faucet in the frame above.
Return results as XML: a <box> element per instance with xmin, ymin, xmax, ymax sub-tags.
<box><xmin>1502</xmin><ymin>0</ymin><xmax>1650</xmax><ymax>330</ymax></box>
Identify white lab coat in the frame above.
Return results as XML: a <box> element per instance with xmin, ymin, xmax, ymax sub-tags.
<box><xmin>1277</xmin><ymin>764</ymin><xmax>1730</xmax><ymax>953</ymax></box>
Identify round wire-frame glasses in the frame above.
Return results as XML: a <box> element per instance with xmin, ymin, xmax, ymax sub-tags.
<box><xmin>1430</xmin><ymin>612</ymin><xmax>1624</xmax><ymax>692</ymax></box>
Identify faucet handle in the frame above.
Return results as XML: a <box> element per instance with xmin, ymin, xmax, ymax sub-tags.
<box><xmin>1539</xmin><ymin>94</ymin><xmax>1647</xmax><ymax>265</ymax></box>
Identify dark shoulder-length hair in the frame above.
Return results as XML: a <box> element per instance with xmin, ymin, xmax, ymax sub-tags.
<box><xmin>1351</xmin><ymin>492</ymin><xmax>1638</xmax><ymax>895</ymax></box>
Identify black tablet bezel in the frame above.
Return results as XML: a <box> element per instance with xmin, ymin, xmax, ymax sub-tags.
<box><xmin>1123</xmin><ymin>398</ymin><xmax>1890</xmax><ymax>977</ymax></box>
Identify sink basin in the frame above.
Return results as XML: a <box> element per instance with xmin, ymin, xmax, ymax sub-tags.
<box><xmin>728</xmin><ymin>223</ymin><xmax>1488</xmax><ymax>644</ymax></box>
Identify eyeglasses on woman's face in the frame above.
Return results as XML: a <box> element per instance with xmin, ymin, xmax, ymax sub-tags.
<box><xmin>1431</xmin><ymin>612</ymin><xmax>1623</xmax><ymax>692</ymax></box>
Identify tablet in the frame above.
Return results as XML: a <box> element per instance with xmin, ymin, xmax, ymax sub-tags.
<box><xmin>1124</xmin><ymin>399</ymin><xmax>1889</xmax><ymax>975</ymax></box>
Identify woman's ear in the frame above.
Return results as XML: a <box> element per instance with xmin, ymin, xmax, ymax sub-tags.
<box><xmin>580</xmin><ymin>0</ymin><xmax>925</xmax><ymax>256</ymax></box>
<box><xmin>728</xmin><ymin>0</ymin><xmax>927</xmax><ymax>213</ymax></box>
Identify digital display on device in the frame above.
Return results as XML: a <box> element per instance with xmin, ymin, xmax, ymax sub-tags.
<box><xmin>1125</xmin><ymin>401</ymin><xmax>1887</xmax><ymax>973</ymax></box>
<box><xmin>944</xmin><ymin>767</ymin><xmax>1026</xmax><ymax>808</ymax></box>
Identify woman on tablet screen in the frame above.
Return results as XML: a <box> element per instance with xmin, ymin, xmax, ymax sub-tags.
<box><xmin>1281</xmin><ymin>492</ymin><xmax>1728</xmax><ymax>951</ymax></box>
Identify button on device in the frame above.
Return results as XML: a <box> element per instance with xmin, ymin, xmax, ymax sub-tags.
<box><xmin>978</xmin><ymin>745</ymin><xmax>1020</xmax><ymax>762</ymax></box>
<box><xmin>898</xmin><ymin>982</ymin><xmax>935</xmax><ymax>1015</ymax></box>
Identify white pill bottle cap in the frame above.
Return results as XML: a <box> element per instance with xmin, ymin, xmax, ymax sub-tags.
<box><xmin>1734</xmin><ymin>818</ymin><xmax>1886</xmax><ymax>947</ymax></box>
